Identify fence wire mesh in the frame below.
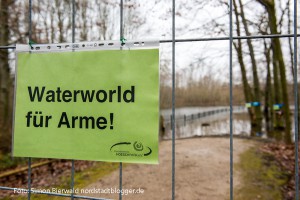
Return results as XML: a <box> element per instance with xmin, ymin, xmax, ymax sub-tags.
<box><xmin>0</xmin><ymin>0</ymin><xmax>299</xmax><ymax>199</ymax></box>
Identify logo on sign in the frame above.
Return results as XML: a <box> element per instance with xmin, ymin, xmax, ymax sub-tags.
<box><xmin>110</xmin><ymin>141</ymin><xmax>152</xmax><ymax>157</ymax></box>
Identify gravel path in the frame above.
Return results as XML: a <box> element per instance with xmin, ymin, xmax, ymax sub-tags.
<box><xmin>80</xmin><ymin>137</ymin><xmax>257</xmax><ymax>200</ymax></box>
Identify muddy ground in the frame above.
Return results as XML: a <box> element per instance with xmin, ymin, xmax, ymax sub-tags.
<box><xmin>81</xmin><ymin>137</ymin><xmax>257</xmax><ymax>200</ymax></box>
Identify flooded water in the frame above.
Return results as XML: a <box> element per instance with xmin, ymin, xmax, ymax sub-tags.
<box><xmin>161</xmin><ymin>106</ymin><xmax>251</xmax><ymax>139</ymax></box>
<box><xmin>161</xmin><ymin>106</ymin><xmax>298</xmax><ymax>141</ymax></box>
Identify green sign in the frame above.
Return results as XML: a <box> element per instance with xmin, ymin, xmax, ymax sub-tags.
<box><xmin>13</xmin><ymin>47</ymin><xmax>159</xmax><ymax>164</ymax></box>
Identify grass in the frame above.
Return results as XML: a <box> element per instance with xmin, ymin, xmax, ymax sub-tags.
<box><xmin>234</xmin><ymin>147</ymin><xmax>289</xmax><ymax>200</ymax></box>
<box><xmin>0</xmin><ymin>153</ymin><xmax>28</xmax><ymax>171</ymax></box>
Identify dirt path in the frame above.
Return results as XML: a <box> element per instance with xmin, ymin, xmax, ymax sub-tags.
<box><xmin>80</xmin><ymin>137</ymin><xmax>257</xmax><ymax>200</ymax></box>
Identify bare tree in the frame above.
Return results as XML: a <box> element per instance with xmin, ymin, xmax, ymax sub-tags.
<box><xmin>79</xmin><ymin>1</ymin><xmax>89</xmax><ymax>41</ymax></box>
<box><xmin>237</xmin><ymin>0</ymin><xmax>263</xmax><ymax>135</ymax></box>
<box><xmin>233</xmin><ymin>0</ymin><xmax>256</xmax><ymax>135</ymax></box>
<box><xmin>95</xmin><ymin>0</ymin><xmax>117</xmax><ymax>40</ymax></box>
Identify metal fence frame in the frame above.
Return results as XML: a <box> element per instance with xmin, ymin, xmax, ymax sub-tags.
<box><xmin>0</xmin><ymin>0</ymin><xmax>299</xmax><ymax>199</ymax></box>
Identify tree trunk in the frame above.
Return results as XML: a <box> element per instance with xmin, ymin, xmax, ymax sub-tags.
<box><xmin>287</xmin><ymin>0</ymin><xmax>300</xmax><ymax>141</ymax></box>
<box><xmin>257</xmin><ymin>0</ymin><xmax>292</xmax><ymax>144</ymax></box>
<box><xmin>0</xmin><ymin>0</ymin><xmax>13</xmax><ymax>153</ymax></box>
<box><xmin>272</xmin><ymin>48</ymin><xmax>282</xmax><ymax>123</ymax></box>
<box><xmin>80</xmin><ymin>1</ymin><xmax>88</xmax><ymax>41</ymax></box>
<box><xmin>263</xmin><ymin>40</ymin><xmax>274</xmax><ymax>136</ymax></box>
<box><xmin>55</xmin><ymin>0</ymin><xmax>65</xmax><ymax>42</ymax></box>
<box><xmin>238</xmin><ymin>0</ymin><xmax>263</xmax><ymax>135</ymax></box>
<box><xmin>233</xmin><ymin>0</ymin><xmax>255</xmax><ymax>135</ymax></box>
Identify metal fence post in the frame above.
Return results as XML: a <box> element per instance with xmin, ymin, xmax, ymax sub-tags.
<box><xmin>171</xmin><ymin>0</ymin><xmax>176</xmax><ymax>199</ymax></box>
<box><xmin>229</xmin><ymin>0</ymin><xmax>234</xmax><ymax>199</ymax></box>
<box><xmin>70</xmin><ymin>1</ymin><xmax>76</xmax><ymax>199</ymax></box>
<box><xmin>27</xmin><ymin>0</ymin><xmax>32</xmax><ymax>199</ymax></box>
<box><xmin>27</xmin><ymin>157</ymin><xmax>32</xmax><ymax>200</ymax></box>
<box><xmin>119</xmin><ymin>0</ymin><xmax>124</xmax><ymax>199</ymax></box>
<box><xmin>293</xmin><ymin>0</ymin><xmax>299</xmax><ymax>199</ymax></box>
